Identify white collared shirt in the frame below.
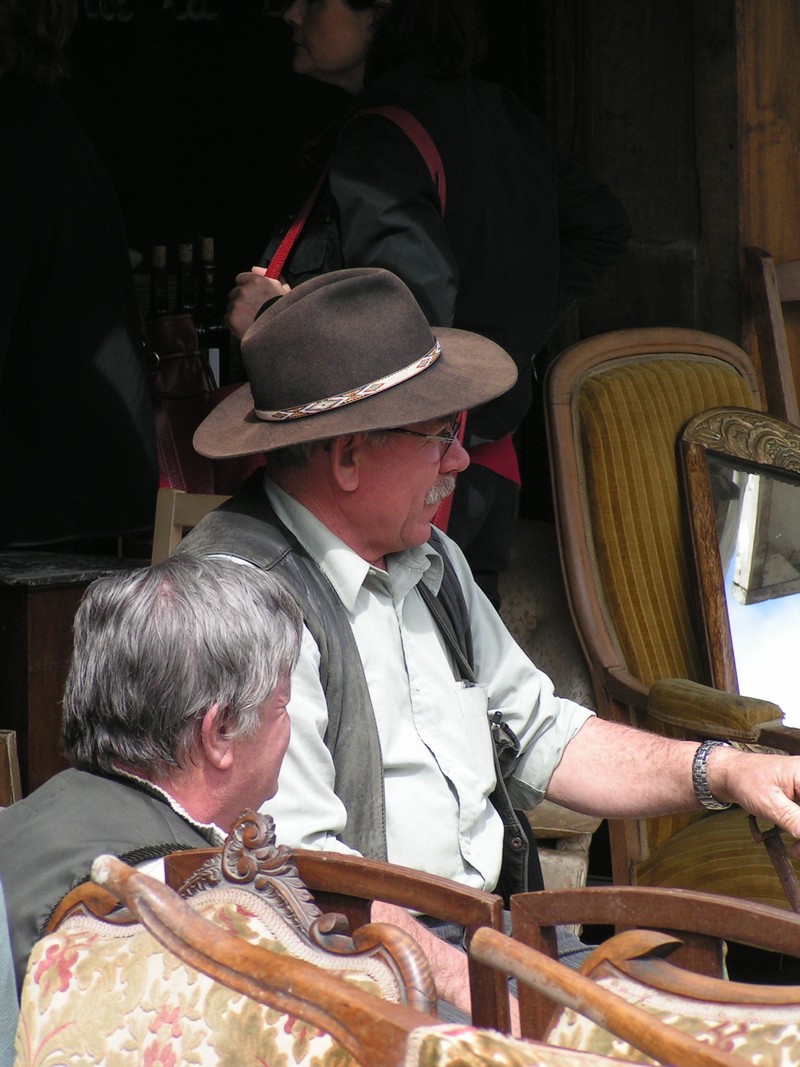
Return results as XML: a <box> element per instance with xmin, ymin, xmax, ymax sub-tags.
<box><xmin>261</xmin><ymin>477</ymin><xmax>593</xmax><ymax>892</ymax></box>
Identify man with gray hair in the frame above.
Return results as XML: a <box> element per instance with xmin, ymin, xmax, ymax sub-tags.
<box><xmin>0</xmin><ymin>555</ymin><xmax>302</xmax><ymax>992</ymax></box>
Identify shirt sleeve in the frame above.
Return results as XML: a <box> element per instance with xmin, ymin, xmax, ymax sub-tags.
<box><xmin>260</xmin><ymin>624</ymin><xmax>362</xmax><ymax>856</ymax></box>
<box><xmin>329</xmin><ymin>115</ymin><xmax>458</xmax><ymax>327</ymax></box>
<box><xmin>438</xmin><ymin>533</ymin><xmax>596</xmax><ymax>811</ymax></box>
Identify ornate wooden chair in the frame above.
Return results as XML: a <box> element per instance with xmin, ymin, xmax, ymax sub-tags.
<box><xmin>507</xmin><ymin>884</ymin><xmax>800</xmax><ymax>1040</ymax></box>
<box><xmin>20</xmin><ymin>810</ymin><xmax>436</xmax><ymax>1064</ymax></box>
<box><xmin>473</xmin><ymin>920</ymin><xmax>800</xmax><ymax>1067</ymax></box>
<box><xmin>544</xmin><ymin>327</ymin><xmax>800</xmax><ymax>905</ymax></box>
<box><xmin>18</xmin><ymin>832</ymin><xmax>661</xmax><ymax>1067</ymax></box>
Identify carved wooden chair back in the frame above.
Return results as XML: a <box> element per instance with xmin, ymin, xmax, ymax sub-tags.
<box><xmin>20</xmin><ymin>811</ymin><xmax>434</xmax><ymax>1064</ymax></box>
<box><xmin>507</xmin><ymin>885</ymin><xmax>800</xmax><ymax>1040</ymax></box>
<box><xmin>164</xmin><ymin>837</ymin><xmax>509</xmax><ymax>1031</ymax></box>
<box><xmin>743</xmin><ymin>246</ymin><xmax>800</xmax><ymax>426</ymax></box>
<box><xmin>472</xmin><ymin>926</ymin><xmax>750</xmax><ymax>1067</ymax></box>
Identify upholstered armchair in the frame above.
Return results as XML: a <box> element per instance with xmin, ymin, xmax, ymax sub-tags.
<box><xmin>544</xmin><ymin>327</ymin><xmax>800</xmax><ymax>906</ymax></box>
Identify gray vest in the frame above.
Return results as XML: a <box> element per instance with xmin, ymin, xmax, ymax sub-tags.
<box><xmin>177</xmin><ymin>476</ymin><xmax>541</xmax><ymax>899</ymax></box>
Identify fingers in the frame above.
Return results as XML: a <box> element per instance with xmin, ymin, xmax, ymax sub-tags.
<box><xmin>224</xmin><ymin>271</ymin><xmax>291</xmax><ymax>339</ymax></box>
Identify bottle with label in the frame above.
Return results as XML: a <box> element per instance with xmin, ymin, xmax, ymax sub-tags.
<box><xmin>149</xmin><ymin>243</ymin><xmax>169</xmax><ymax>318</ymax></box>
<box><xmin>197</xmin><ymin>235</ymin><xmax>237</xmax><ymax>386</ymax></box>
<box><xmin>174</xmin><ymin>240</ymin><xmax>196</xmax><ymax>315</ymax></box>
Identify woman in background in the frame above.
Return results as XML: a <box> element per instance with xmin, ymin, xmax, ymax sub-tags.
<box><xmin>229</xmin><ymin>0</ymin><xmax>630</xmax><ymax>606</ymax></box>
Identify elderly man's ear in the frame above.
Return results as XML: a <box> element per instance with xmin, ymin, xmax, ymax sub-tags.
<box><xmin>200</xmin><ymin>705</ymin><xmax>235</xmax><ymax>770</ymax></box>
<box><xmin>326</xmin><ymin>434</ymin><xmax>368</xmax><ymax>492</ymax></box>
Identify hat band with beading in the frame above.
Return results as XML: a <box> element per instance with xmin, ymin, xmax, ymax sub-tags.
<box><xmin>254</xmin><ymin>341</ymin><xmax>441</xmax><ymax>422</ymax></box>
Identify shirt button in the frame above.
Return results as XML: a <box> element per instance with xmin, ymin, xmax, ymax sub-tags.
<box><xmin>510</xmin><ymin>836</ymin><xmax>524</xmax><ymax>850</ymax></box>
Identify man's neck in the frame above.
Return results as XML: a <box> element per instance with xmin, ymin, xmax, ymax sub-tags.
<box><xmin>269</xmin><ymin>468</ymin><xmax>386</xmax><ymax>567</ymax></box>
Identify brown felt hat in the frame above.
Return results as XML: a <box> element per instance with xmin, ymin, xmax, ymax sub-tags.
<box><xmin>194</xmin><ymin>267</ymin><xmax>517</xmax><ymax>458</ymax></box>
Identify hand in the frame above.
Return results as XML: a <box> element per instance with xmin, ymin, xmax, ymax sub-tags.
<box><xmin>225</xmin><ymin>266</ymin><xmax>290</xmax><ymax>340</ymax></box>
<box><xmin>710</xmin><ymin>746</ymin><xmax>800</xmax><ymax>853</ymax></box>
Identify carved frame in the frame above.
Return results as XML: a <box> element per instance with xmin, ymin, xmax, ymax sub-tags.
<box><xmin>679</xmin><ymin>405</ymin><xmax>800</xmax><ymax>695</ymax></box>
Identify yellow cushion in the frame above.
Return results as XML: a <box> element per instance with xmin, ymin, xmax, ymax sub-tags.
<box><xmin>634</xmin><ymin>806</ymin><xmax>800</xmax><ymax>909</ymax></box>
<box><xmin>578</xmin><ymin>356</ymin><xmax>755</xmax><ymax>687</ymax></box>
<box><xmin>647</xmin><ymin>678</ymin><xmax>782</xmax><ymax>741</ymax></box>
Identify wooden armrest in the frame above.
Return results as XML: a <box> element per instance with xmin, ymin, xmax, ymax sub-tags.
<box><xmin>602</xmin><ymin>666</ymin><xmax>650</xmax><ymax>711</ymax></box>
<box><xmin>756</xmin><ymin>721</ymin><xmax>800</xmax><ymax>755</ymax></box>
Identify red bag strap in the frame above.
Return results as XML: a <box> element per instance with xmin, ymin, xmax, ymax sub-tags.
<box><xmin>264</xmin><ymin>166</ymin><xmax>330</xmax><ymax>279</ymax></box>
<box><xmin>265</xmin><ymin>106</ymin><xmax>446</xmax><ymax>279</ymax></box>
<box><xmin>357</xmin><ymin>105</ymin><xmax>447</xmax><ymax>214</ymax></box>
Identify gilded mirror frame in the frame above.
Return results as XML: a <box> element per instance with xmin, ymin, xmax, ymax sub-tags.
<box><xmin>679</xmin><ymin>405</ymin><xmax>800</xmax><ymax>699</ymax></box>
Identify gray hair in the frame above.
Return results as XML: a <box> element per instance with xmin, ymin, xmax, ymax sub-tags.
<box><xmin>267</xmin><ymin>429</ymin><xmax>393</xmax><ymax>472</ymax></box>
<box><xmin>62</xmin><ymin>555</ymin><xmax>302</xmax><ymax>777</ymax></box>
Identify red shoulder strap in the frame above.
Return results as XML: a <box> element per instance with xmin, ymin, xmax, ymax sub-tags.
<box><xmin>265</xmin><ymin>106</ymin><xmax>445</xmax><ymax>279</ymax></box>
<box><xmin>356</xmin><ymin>105</ymin><xmax>446</xmax><ymax>215</ymax></box>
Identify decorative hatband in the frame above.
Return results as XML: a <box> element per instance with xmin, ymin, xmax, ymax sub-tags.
<box><xmin>255</xmin><ymin>341</ymin><xmax>441</xmax><ymax>422</ymax></box>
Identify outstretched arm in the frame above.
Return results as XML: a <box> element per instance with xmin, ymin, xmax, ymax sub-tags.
<box><xmin>546</xmin><ymin>716</ymin><xmax>800</xmax><ymax>851</ymax></box>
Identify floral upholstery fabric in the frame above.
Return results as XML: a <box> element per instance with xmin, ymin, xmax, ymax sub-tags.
<box><xmin>405</xmin><ymin>1024</ymin><xmax>649</xmax><ymax>1066</ymax></box>
<box><xmin>15</xmin><ymin>887</ymin><xmax>398</xmax><ymax>1066</ymax></box>
<box><xmin>546</xmin><ymin>969</ymin><xmax>800</xmax><ymax>1065</ymax></box>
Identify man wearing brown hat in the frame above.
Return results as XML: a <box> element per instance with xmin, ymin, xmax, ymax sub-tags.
<box><xmin>180</xmin><ymin>267</ymin><xmax>800</xmax><ymax>1016</ymax></box>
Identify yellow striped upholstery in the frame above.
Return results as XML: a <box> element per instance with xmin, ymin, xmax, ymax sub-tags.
<box><xmin>635</xmin><ymin>807</ymin><xmax>800</xmax><ymax>910</ymax></box>
<box><xmin>577</xmin><ymin>356</ymin><xmax>754</xmax><ymax>687</ymax></box>
<box><xmin>573</xmin><ymin>353</ymin><xmax>775</xmax><ymax>874</ymax></box>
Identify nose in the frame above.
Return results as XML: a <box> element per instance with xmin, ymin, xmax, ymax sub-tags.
<box><xmin>283</xmin><ymin>0</ymin><xmax>301</xmax><ymax>26</ymax></box>
<box><xmin>441</xmin><ymin>436</ymin><xmax>469</xmax><ymax>475</ymax></box>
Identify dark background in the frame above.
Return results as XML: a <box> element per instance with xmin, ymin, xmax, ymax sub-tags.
<box><xmin>63</xmin><ymin>1</ymin><xmax>552</xmax><ymax>308</ymax></box>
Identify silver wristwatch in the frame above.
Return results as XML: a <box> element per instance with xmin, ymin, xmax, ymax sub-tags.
<box><xmin>691</xmin><ymin>739</ymin><xmax>733</xmax><ymax>810</ymax></box>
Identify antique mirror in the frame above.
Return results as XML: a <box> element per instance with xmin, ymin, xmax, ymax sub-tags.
<box><xmin>680</xmin><ymin>406</ymin><xmax>800</xmax><ymax>729</ymax></box>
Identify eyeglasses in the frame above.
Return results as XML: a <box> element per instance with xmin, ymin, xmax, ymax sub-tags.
<box><xmin>388</xmin><ymin>417</ymin><xmax>462</xmax><ymax>458</ymax></box>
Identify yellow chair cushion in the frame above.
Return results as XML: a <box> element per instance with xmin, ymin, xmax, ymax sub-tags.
<box><xmin>578</xmin><ymin>357</ymin><xmax>755</xmax><ymax>688</ymax></box>
<box><xmin>634</xmin><ymin>806</ymin><xmax>800</xmax><ymax>910</ymax></box>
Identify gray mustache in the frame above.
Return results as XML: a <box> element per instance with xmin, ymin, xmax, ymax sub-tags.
<box><xmin>425</xmin><ymin>475</ymin><xmax>456</xmax><ymax>507</ymax></box>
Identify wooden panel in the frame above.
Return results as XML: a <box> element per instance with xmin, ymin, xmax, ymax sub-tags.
<box><xmin>0</xmin><ymin>583</ymin><xmax>82</xmax><ymax>794</ymax></box>
<box><xmin>737</xmin><ymin>0</ymin><xmax>800</xmax><ymax>400</ymax></box>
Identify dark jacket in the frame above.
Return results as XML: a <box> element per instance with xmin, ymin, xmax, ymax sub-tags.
<box><xmin>0</xmin><ymin>769</ymin><xmax>214</xmax><ymax>991</ymax></box>
<box><xmin>0</xmin><ymin>74</ymin><xmax>157</xmax><ymax>546</ymax></box>
<box><xmin>274</xmin><ymin>58</ymin><xmax>631</xmax><ymax>442</ymax></box>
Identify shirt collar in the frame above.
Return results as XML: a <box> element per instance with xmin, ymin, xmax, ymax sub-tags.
<box><xmin>264</xmin><ymin>477</ymin><xmax>445</xmax><ymax>612</ymax></box>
